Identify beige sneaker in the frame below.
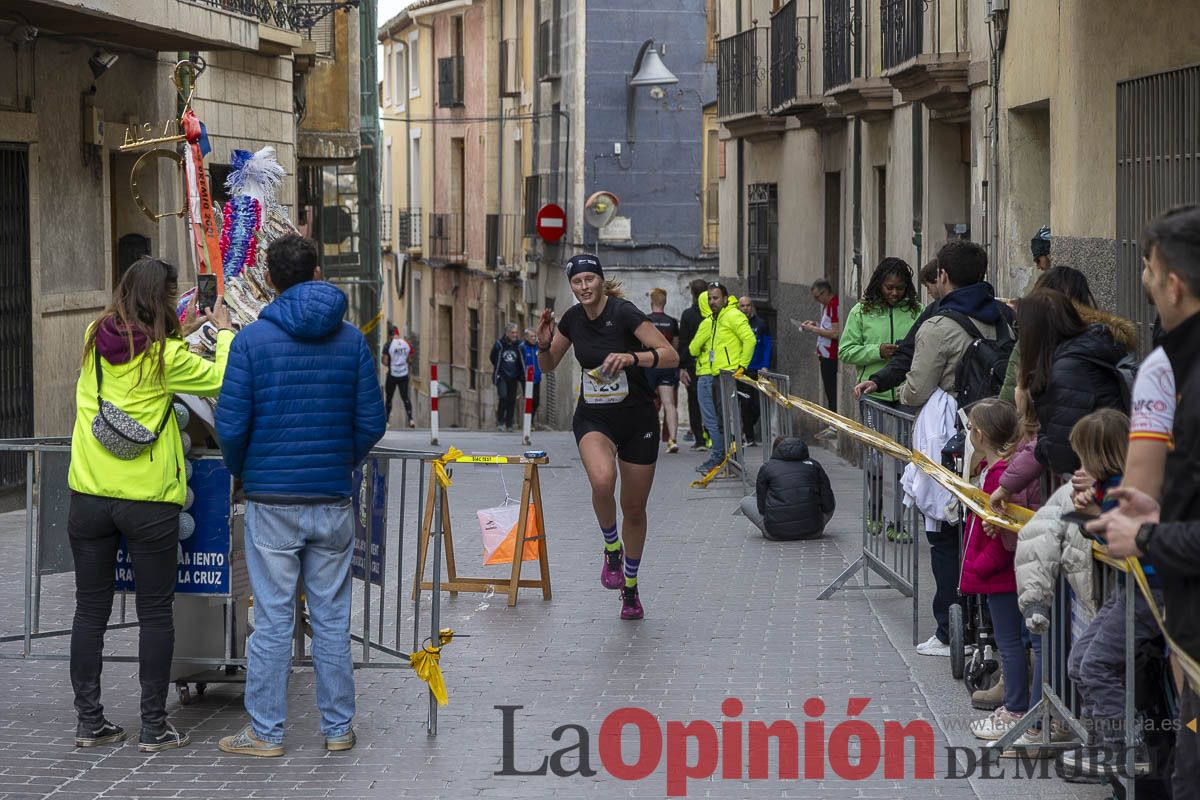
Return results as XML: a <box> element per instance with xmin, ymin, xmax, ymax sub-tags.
<box><xmin>326</xmin><ymin>729</ymin><xmax>356</xmax><ymax>752</ymax></box>
<box><xmin>970</xmin><ymin>707</ymin><xmax>1024</xmax><ymax>741</ymax></box>
<box><xmin>218</xmin><ymin>725</ymin><xmax>284</xmax><ymax>757</ymax></box>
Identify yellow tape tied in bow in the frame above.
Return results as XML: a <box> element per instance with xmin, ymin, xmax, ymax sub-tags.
<box><xmin>433</xmin><ymin>447</ymin><xmax>463</xmax><ymax>489</ymax></box>
<box><xmin>410</xmin><ymin>628</ymin><xmax>455</xmax><ymax>706</ymax></box>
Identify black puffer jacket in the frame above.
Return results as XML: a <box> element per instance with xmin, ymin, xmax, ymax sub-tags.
<box><xmin>1031</xmin><ymin>324</ymin><xmax>1127</xmax><ymax>475</ymax></box>
<box><xmin>756</xmin><ymin>438</ymin><xmax>836</xmax><ymax>540</ymax></box>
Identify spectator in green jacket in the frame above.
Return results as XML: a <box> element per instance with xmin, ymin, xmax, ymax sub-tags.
<box><xmin>838</xmin><ymin>258</ymin><xmax>923</xmax><ymax>406</ymax></box>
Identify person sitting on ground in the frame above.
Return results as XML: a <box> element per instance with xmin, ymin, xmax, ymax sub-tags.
<box><xmin>737</xmin><ymin>436</ymin><xmax>835</xmax><ymax>541</ymax></box>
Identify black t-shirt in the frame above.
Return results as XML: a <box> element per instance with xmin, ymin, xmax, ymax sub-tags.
<box><xmin>557</xmin><ymin>297</ymin><xmax>654</xmax><ymax>408</ymax></box>
<box><xmin>648</xmin><ymin>311</ymin><xmax>679</xmax><ymax>346</ymax></box>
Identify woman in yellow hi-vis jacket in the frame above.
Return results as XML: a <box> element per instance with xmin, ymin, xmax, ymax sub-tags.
<box><xmin>68</xmin><ymin>257</ymin><xmax>234</xmax><ymax>754</ymax></box>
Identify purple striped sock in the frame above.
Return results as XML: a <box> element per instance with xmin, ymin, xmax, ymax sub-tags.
<box><xmin>623</xmin><ymin>554</ymin><xmax>641</xmax><ymax>586</ymax></box>
<box><xmin>601</xmin><ymin>524</ymin><xmax>619</xmax><ymax>547</ymax></box>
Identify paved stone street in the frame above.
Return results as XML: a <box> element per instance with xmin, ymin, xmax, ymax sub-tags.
<box><xmin>0</xmin><ymin>429</ymin><xmax>1112</xmax><ymax>799</ymax></box>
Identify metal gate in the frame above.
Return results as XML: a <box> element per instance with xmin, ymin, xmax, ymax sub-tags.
<box><xmin>0</xmin><ymin>145</ymin><xmax>34</xmax><ymax>496</ymax></box>
<box><xmin>1116</xmin><ymin>64</ymin><xmax>1200</xmax><ymax>352</ymax></box>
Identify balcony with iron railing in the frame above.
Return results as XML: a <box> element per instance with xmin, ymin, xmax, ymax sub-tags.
<box><xmin>397</xmin><ymin>207</ymin><xmax>423</xmax><ymax>252</ymax></box>
<box><xmin>428</xmin><ymin>212</ymin><xmax>465</xmax><ymax>264</ymax></box>
<box><xmin>380</xmin><ymin>204</ymin><xmax>392</xmax><ymax>250</ymax></box>
<box><xmin>771</xmin><ymin>0</ymin><xmax>819</xmax><ymax>110</ymax></box>
<box><xmin>879</xmin><ymin>0</ymin><xmax>968</xmax><ymax>114</ymax></box>
<box><xmin>822</xmin><ymin>0</ymin><xmax>893</xmax><ymax>122</ymax></box>
<box><xmin>717</xmin><ymin>27</ymin><xmax>784</xmax><ymax>138</ymax></box>
<box><xmin>184</xmin><ymin>0</ymin><xmax>352</xmax><ymax>32</ymax></box>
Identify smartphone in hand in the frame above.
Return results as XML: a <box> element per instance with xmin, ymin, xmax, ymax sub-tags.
<box><xmin>1061</xmin><ymin>510</ymin><xmax>1099</xmax><ymax>525</ymax></box>
<box><xmin>196</xmin><ymin>274</ymin><xmax>218</xmax><ymax>314</ymax></box>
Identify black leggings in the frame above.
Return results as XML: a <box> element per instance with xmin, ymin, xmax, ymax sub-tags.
<box><xmin>385</xmin><ymin>374</ymin><xmax>413</xmax><ymax>422</ymax></box>
<box><xmin>69</xmin><ymin>492</ymin><xmax>180</xmax><ymax>732</ymax></box>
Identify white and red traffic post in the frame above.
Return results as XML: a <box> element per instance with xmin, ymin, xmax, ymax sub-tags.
<box><xmin>522</xmin><ymin>365</ymin><xmax>534</xmax><ymax>445</ymax></box>
<box><xmin>430</xmin><ymin>363</ymin><xmax>439</xmax><ymax>446</ymax></box>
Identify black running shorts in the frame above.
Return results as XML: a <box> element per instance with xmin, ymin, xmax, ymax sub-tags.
<box><xmin>644</xmin><ymin>367</ymin><xmax>679</xmax><ymax>387</ymax></box>
<box><xmin>572</xmin><ymin>402</ymin><xmax>660</xmax><ymax>465</ymax></box>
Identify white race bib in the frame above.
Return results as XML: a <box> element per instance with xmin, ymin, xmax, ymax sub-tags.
<box><xmin>581</xmin><ymin>369</ymin><xmax>629</xmax><ymax>405</ymax></box>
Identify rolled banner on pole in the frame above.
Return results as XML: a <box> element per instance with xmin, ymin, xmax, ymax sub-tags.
<box><xmin>522</xmin><ymin>366</ymin><xmax>534</xmax><ymax>445</ymax></box>
<box><xmin>430</xmin><ymin>363</ymin><xmax>439</xmax><ymax>446</ymax></box>
<box><xmin>181</xmin><ymin>108</ymin><xmax>224</xmax><ymax>294</ymax></box>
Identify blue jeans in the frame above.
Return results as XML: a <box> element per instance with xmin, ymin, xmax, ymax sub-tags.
<box><xmin>987</xmin><ymin>592</ymin><xmax>1029</xmax><ymax>713</ymax></box>
<box><xmin>244</xmin><ymin>500</ymin><xmax>356</xmax><ymax>744</ymax></box>
<box><xmin>696</xmin><ymin>374</ymin><xmax>722</xmax><ymax>462</ymax></box>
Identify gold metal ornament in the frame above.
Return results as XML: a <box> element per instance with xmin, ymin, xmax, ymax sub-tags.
<box><xmin>130</xmin><ymin>148</ymin><xmax>186</xmax><ymax>221</ymax></box>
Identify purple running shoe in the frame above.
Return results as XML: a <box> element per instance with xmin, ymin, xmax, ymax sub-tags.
<box><xmin>620</xmin><ymin>585</ymin><xmax>644</xmax><ymax>620</ymax></box>
<box><xmin>601</xmin><ymin>546</ymin><xmax>624</xmax><ymax>590</ymax></box>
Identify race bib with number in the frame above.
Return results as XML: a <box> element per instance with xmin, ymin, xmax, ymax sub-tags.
<box><xmin>582</xmin><ymin>369</ymin><xmax>630</xmax><ymax>405</ymax></box>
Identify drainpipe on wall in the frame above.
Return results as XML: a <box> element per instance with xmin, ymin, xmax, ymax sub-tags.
<box><xmin>912</xmin><ymin>101</ymin><xmax>923</xmax><ymax>272</ymax></box>
<box><xmin>987</xmin><ymin>8</ymin><xmax>1007</xmax><ymax>281</ymax></box>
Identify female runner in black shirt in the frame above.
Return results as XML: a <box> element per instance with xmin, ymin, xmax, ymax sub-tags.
<box><xmin>535</xmin><ymin>254</ymin><xmax>679</xmax><ymax>619</ymax></box>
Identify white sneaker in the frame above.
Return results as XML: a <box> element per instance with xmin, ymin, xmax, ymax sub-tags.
<box><xmin>916</xmin><ymin>635</ymin><xmax>951</xmax><ymax>657</ymax></box>
<box><xmin>971</xmin><ymin>707</ymin><xmax>1024</xmax><ymax>741</ymax></box>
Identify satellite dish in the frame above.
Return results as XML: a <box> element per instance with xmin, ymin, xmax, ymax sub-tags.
<box><xmin>584</xmin><ymin>191</ymin><xmax>620</xmax><ymax>229</ymax></box>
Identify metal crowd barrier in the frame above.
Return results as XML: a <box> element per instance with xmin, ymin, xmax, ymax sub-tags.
<box><xmin>994</xmin><ymin>551</ymin><xmax>1154</xmax><ymax>796</ymax></box>
<box><xmin>715</xmin><ymin>370</ymin><xmax>750</xmax><ymax>489</ymax></box>
<box><xmin>753</xmin><ymin>370</ymin><xmax>794</xmax><ymax>464</ymax></box>
<box><xmin>0</xmin><ymin>437</ymin><xmax>450</xmax><ymax>734</ymax></box>
<box><xmin>817</xmin><ymin>399</ymin><xmax>921</xmax><ymax>646</ymax></box>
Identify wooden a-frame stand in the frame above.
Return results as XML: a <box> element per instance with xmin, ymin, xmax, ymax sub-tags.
<box><xmin>413</xmin><ymin>456</ymin><xmax>551</xmax><ymax>607</ymax></box>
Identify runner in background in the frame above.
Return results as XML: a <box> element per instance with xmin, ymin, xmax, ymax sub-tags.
<box><xmin>536</xmin><ymin>254</ymin><xmax>679</xmax><ymax>620</ymax></box>
<box><xmin>382</xmin><ymin>326</ymin><xmax>416</xmax><ymax>429</ymax></box>
<box><xmin>645</xmin><ymin>288</ymin><xmax>681</xmax><ymax>453</ymax></box>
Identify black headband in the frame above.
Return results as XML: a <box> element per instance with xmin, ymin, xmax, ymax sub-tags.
<box><xmin>565</xmin><ymin>254</ymin><xmax>604</xmax><ymax>280</ymax></box>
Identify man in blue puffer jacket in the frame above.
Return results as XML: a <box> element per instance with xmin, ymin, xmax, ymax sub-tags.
<box><xmin>214</xmin><ymin>234</ymin><xmax>385</xmax><ymax>757</ymax></box>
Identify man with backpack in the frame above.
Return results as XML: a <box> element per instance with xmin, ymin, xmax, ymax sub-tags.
<box><xmin>884</xmin><ymin>241</ymin><xmax>1013</xmax><ymax>656</ymax></box>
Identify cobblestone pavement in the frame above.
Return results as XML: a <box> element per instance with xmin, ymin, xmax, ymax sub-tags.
<box><xmin>0</xmin><ymin>429</ymin><xmax>1112</xmax><ymax>799</ymax></box>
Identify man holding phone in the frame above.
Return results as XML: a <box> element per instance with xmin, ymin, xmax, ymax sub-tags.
<box><xmin>1089</xmin><ymin>206</ymin><xmax>1200</xmax><ymax>797</ymax></box>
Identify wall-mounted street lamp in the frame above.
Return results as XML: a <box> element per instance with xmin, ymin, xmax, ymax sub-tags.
<box><xmin>626</xmin><ymin>39</ymin><xmax>678</xmax><ymax>145</ymax></box>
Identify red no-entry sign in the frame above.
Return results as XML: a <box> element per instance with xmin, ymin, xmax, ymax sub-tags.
<box><xmin>535</xmin><ymin>203</ymin><xmax>567</xmax><ymax>243</ymax></box>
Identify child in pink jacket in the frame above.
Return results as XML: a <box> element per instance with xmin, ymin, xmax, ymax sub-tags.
<box><xmin>962</xmin><ymin>399</ymin><xmax>1041</xmax><ymax>742</ymax></box>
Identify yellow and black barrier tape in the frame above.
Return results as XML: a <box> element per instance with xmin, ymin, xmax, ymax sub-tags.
<box><xmin>733</xmin><ymin>370</ymin><xmax>1200</xmax><ymax>688</ymax></box>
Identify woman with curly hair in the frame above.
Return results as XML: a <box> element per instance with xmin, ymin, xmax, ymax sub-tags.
<box><xmin>838</xmin><ymin>257</ymin><xmax>923</xmax><ymax>405</ymax></box>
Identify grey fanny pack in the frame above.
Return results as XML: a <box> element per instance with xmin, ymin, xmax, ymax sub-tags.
<box><xmin>90</xmin><ymin>348</ymin><xmax>175</xmax><ymax>460</ymax></box>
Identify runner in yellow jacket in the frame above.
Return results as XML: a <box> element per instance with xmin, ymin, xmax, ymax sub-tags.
<box><xmin>688</xmin><ymin>281</ymin><xmax>756</xmax><ymax>472</ymax></box>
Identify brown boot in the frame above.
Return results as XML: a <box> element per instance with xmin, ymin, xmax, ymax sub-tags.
<box><xmin>972</xmin><ymin>673</ymin><xmax>1005</xmax><ymax>710</ymax></box>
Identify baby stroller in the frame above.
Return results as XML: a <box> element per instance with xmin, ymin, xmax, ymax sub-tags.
<box><xmin>941</xmin><ymin>427</ymin><xmax>1001</xmax><ymax>692</ymax></box>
